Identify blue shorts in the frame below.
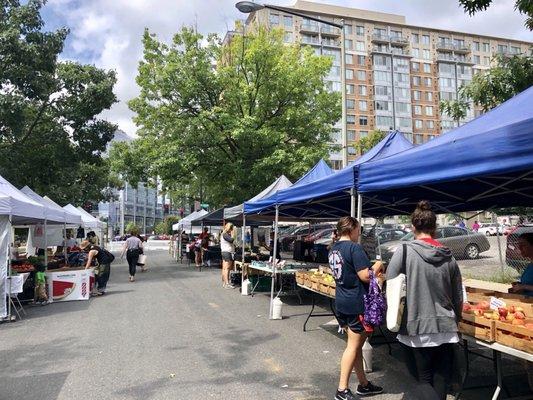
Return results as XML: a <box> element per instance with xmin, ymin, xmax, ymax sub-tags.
<box><xmin>336</xmin><ymin>313</ymin><xmax>365</xmax><ymax>333</ymax></box>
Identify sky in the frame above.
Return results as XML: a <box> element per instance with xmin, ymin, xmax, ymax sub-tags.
<box><xmin>41</xmin><ymin>0</ymin><xmax>533</xmax><ymax>137</ymax></box>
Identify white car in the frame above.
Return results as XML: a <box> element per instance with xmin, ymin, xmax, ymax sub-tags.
<box><xmin>478</xmin><ymin>223</ymin><xmax>500</xmax><ymax>236</ymax></box>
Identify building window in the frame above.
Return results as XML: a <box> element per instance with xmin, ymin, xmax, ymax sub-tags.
<box><xmin>395</xmin><ymin>102</ymin><xmax>410</xmax><ymax>113</ymax></box>
<box><xmin>473</xmin><ymin>55</ymin><xmax>480</xmax><ymax>64</ymax></box>
<box><xmin>374</xmin><ymin>55</ymin><xmax>390</xmax><ymax>67</ymax></box>
<box><xmin>395</xmin><ymin>73</ymin><xmax>409</xmax><ymax>83</ymax></box>
<box><xmin>422</xmin><ymin>35</ymin><xmax>430</xmax><ymax>45</ymax></box>
<box><xmin>426</xmin><ymin>91</ymin><xmax>433</xmax><ymax>101</ymax></box>
<box><xmin>412</xmin><ymin>48</ymin><xmax>420</xmax><ymax>58</ymax></box>
<box><xmin>414</xmin><ymin>105</ymin><xmax>422</xmax><ymax>115</ymax></box>
<box><xmin>360</xmin><ymin>130</ymin><xmax>368</xmax><ymax>138</ymax></box>
<box><xmin>414</xmin><ymin>134</ymin><xmax>424</xmax><ymax>144</ymax></box>
<box><xmin>356</xmin><ymin>25</ymin><xmax>365</xmax><ymax>36</ymax></box>
<box><xmin>347</xmin><ymin>129</ymin><xmax>356</xmax><ymax>141</ymax></box>
<box><xmin>358</xmin><ymin>85</ymin><xmax>367</xmax><ymax>95</ymax></box>
<box><xmin>425</xmin><ymin>106</ymin><xmax>433</xmax><ymax>116</ymax></box>
<box><xmin>269</xmin><ymin>13</ymin><xmax>279</xmax><ymax>25</ymax></box>
<box><xmin>344</xmin><ymin>24</ymin><xmax>353</xmax><ymax>35</ymax></box>
<box><xmin>348</xmin><ymin>146</ymin><xmax>357</xmax><ymax>155</ymax></box>
<box><xmin>284</xmin><ymin>32</ymin><xmax>293</xmax><ymax>43</ymax></box>
<box><xmin>355</xmin><ymin>41</ymin><xmax>365</xmax><ymax>51</ymax></box>
<box><xmin>427</xmin><ymin>120</ymin><xmax>434</xmax><ymax>129</ymax></box>
<box><xmin>374</xmin><ymin>85</ymin><xmax>389</xmax><ymax>96</ymax></box>
<box><xmin>357</xmin><ymin>70</ymin><xmax>366</xmax><ymax>80</ymax></box>
<box><xmin>283</xmin><ymin>15</ymin><xmax>292</xmax><ymax>27</ymax></box>
<box><xmin>346</xmin><ymin>99</ymin><xmax>355</xmax><ymax>109</ymax></box>
<box><xmin>510</xmin><ymin>46</ymin><xmax>520</xmax><ymax>54</ymax></box>
<box><xmin>423</xmin><ymin>63</ymin><xmax>431</xmax><ymax>73</ymax></box>
<box><xmin>375</xmin><ymin>100</ymin><xmax>390</xmax><ymax>111</ymax></box>
<box><xmin>424</xmin><ymin>77</ymin><xmax>432</xmax><ymax>86</ymax></box>
<box><xmin>346</xmin><ymin>69</ymin><xmax>354</xmax><ymax>79</ymax></box>
<box><xmin>472</xmin><ymin>41</ymin><xmax>480</xmax><ymax>51</ymax></box>
<box><xmin>412</xmin><ymin>33</ymin><xmax>419</xmax><ymax>44</ymax></box>
<box><xmin>397</xmin><ymin>117</ymin><xmax>412</xmax><ymax>129</ymax></box>
<box><xmin>422</xmin><ymin>49</ymin><xmax>431</xmax><ymax>60</ymax></box>
<box><xmin>347</xmin><ymin>115</ymin><xmax>356</xmax><ymax>124</ymax></box>
<box><xmin>359</xmin><ymin>100</ymin><xmax>368</xmax><ymax>111</ymax></box>
<box><xmin>345</xmin><ymin>39</ymin><xmax>353</xmax><ymax>50</ymax></box>
<box><xmin>483</xmin><ymin>42</ymin><xmax>490</xmax><ymax>52</ymax></box>
<box><xmin>376</xmin><ymin>115</ymin><xmax>393</xmax><ymax>127</ymax></box>
<box><xmin>357</xmin><ymin>55</ymin><xmax>366</xmax><ymax>65</ymax></box>
<box><xmin>413</xmin><ymin>76</ymin><xmax>421</xmax><ymax>86</ymax></box>
<box><xmin>345</xmin><ymin>54</ymin><xmax>353</xmax><ymax>64</ymax></box>
<box><xmin>411</xmin><ymin>61</ymin><xmax>420</xmax><ymax>71</ymax></box>
<box><xmin>374</xmin><ymin>70</ymin><xmax>391</xmax><ymax>82</ymax></box>
<box><xmin>359</xmin><ymin>116</ymin><xmax>368</xmax><ymax>126</ymax></box>
<box><xmin>346</xmin><ymin>84</ymin><xmax>355</xmax><ymax>94</ymax></box>
<box><xmin>415</xmin><ymin>119</ymin><xmax>423</xmax><ymax>129</ymax></box>
<box><xmin>413</xmin><ymin>90</ymin><xmax>421</xmax><ymax>101</ymax></box>
<box><xmin>497</xmin><ymin>44</ymin><xmax>508</xmax><ymax>53</ymax></box>
<box><xmin>483</xmin><ymin>56</ymin><xmax>490</xmax><ymax>66</ymax></box>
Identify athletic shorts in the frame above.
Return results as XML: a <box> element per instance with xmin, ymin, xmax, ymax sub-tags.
<box><xmin>336</xmin><ymin>313</ymin><xmax>365</xmax><ymax>333</ymax></box>
<box><xmin>221</xmin><ymin>252</ymin><xmax>233</xmax><ymax>262</ymax></box>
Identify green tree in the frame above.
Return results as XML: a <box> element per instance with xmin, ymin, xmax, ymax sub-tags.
<box><xmin>459</xmin><ymin>0</ymin><xmax>533</xmax><ymax>30</ymax></box>
<box><xmin>114</xmin><ymin>26</ymin><xmax>340</xmax><ymax>207</ymax></box>
<box><xmin>0</xmin><ymin>0</ymin><xmax>118</xmax><ymax>205</ymax></box>
<box><xmin>125</xmin><ymin>222</ymin><xmax>141</xmax><ymax>235</ymax></box>
<box><xmin>440</xmin><ymin>55</ymin><xmax>533</xmax><ymax>121</ymax></box>
<box><xmin>155</xmin><ymin>215</ymin><xmax>180</xmax><ymax>235</ymax></box>
<box><xmin>355</xmin><ymin>130</ymin><xmax>385</xmax><ymax>155</ymax></box>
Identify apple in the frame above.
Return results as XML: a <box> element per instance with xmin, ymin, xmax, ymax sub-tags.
<box><xmin>463</xmin><ymin>303</ymin><xmax>472</xmax><ymax>312</ymax></box>
<box><xmin>478</xmin><ymin>301</ymin><xmax>490</xmax><ymax>311</ymax></box>
<box><xmin>499</xmin><ymin>316</ymin><xmax>507</xmax><ymax>322</ymax></box>
<box><xmin>512</xmin><ymin>319</ymin><xmax>525</xmax><ymax>325</ymax></box>
<box><xmin>498</xmin><ymin>307</ymin><xmax>508</xmax><ymax>318</ymax></box>
<box><xmin>515</xmin><ymin>311</ymin><xmax>525</xmax><ymax>320</ymax></box>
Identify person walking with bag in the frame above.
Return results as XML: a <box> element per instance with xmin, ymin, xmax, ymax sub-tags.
<box><xmin>120</xmin><ymin>228</ymin><xmax>144</xmax><ymax>282</ymax></box>
<box><xmin>329</xmin><ymin>216</ymin><xmax>384</xmax><ymax>400</ymax></box>
<box><xmin>220</xmin><ymin>223</ymin><xmax>235</xmax><ymax>289</ymax></box>
<box><xmin>386</xmin><ymin>201</ymin><xmax>463</xmax><ymax>400</ymax></box>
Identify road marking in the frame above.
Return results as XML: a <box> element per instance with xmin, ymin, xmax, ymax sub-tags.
<box><xmin>264</xmin><ymin>358</ymin><xmax>282</xmax><ymax>373</ymax></box>
<box><xmin>208</xmin><ymin>302</ymin><xmax>219</xmax><ymax>309</ymax></box>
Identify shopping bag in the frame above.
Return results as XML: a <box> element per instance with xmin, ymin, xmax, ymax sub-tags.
<box><xmin>363</xmin><ymin>270</ymin><xmax>387</xmax><ymax>327</ymax></box>
<box><xmin>137</xmin><ymin>254</ymin><xmax>147</xmax><ymax>267</ymax></box>
<box><xmin>386</xmin><ymin>244</ymin><xmax>407</xmax><ymax>332</ymax></box>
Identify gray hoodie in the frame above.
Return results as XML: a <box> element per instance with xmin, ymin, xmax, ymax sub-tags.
<box><xmin>387</xmin><ymin>240</ymin><xmax>463</xmax><ymax>336</ymax></box>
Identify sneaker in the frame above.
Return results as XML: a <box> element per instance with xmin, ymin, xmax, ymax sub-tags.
<box><xmin>356</xmin><ymin>381</ymin><xmax>383</xmax><ymax>396</ymax></box>
<box><xmin>334</xmin><ymin>388</ymin><xmax>357</xmax><ymax>400</ymax></box>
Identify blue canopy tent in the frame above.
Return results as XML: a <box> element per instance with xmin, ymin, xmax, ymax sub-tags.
<box><xmin>357</xmin><ymin>86</ymin><xmax>533</xmax><ymax>216</ymax></box>
<box><xmin>244</xmin><ymin>130</ymin><xmax>413</xmax><ymax>220</ymax></box>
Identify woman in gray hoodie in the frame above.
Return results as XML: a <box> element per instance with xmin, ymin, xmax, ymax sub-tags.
<box><xmin>387</xmin><ymin>200</ymin><xmax>463</xmax><ymax>400</ymax></box>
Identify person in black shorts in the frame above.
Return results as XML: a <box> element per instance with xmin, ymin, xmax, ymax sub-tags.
<box><xmin>329</xmin><ymin>216</ymin><xmax>384</xmax><ymax>400</ymax></box>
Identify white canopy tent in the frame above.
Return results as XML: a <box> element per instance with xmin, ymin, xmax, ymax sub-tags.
<box><xmin>62</xmin><ymin>204</ymin><xmax>105</xmax><ymax>244</ymax></box>
<box><xmin>172</xmin><ymin>210</ymin><xmax>208</xmax><ymax>231</ymax></box>
<box><xmin>0</xmin><ymin>176</ymin><xmax>48</xmax><ymax>320</ymax></box>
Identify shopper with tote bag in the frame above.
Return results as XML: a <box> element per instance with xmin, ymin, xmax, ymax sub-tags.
<box><xmin>386</xmin><ymin>201</ymin><xmax>463</xmax><ymax>400</ymax></box>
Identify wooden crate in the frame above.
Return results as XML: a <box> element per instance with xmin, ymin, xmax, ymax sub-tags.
<box><xmin>295</xmin><ymin>271</ymin><xmax>306</xmax><ymax>286</ymax></box>
<box><xmin>495</xmin><ymin>319</ymin><xmax>533</xmax><ymax>353</ymax></box>
<box><xmin>459</xmin><ymin>312</ymin><xmax>496</xmax><ymax>342</ymax></box>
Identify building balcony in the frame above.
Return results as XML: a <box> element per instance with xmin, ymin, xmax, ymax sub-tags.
<box><xmin>301</xmin><ymin>36</ymin><xmax>320</xmax><ymax>45</ymax></box>
<box><xmin>300</xmin><ymin>23</ymin><xmax>319</xmax><ymax>33</ymax></box>
<box><xmin>390</xmin><ymin>36</ymin><xmax>409</xmax><ymax>46</ymax></box>
<box><xmin>322</xmin><ymin>39</ymin><xmax>341</xmax><ymax>47</ymax></box>
<box><xmin>371</xmin><ymin>33</ymin><xmax>389</xmax><ymax>43</ymax></box>
<box><xmin>453</xmin><ymin>44</ymin><xmax>471</xmax><ymax>54</ymax></box>
<box><xmin>436</xmin><ymin>42</ymin><xmax>454</xmax><ymax>52</ymax></box>
<box><xmin>371</xmin><ymin>47</ymin><xmax>412</xmax><ymax>58</ymax></box>
<box><xmin>321</xmin><ymin>25</ymin><xmax>341</xmax><ymax>37</ymax></box>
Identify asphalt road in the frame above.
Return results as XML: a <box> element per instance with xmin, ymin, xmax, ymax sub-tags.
<box><xmin>1</xmin><ymin>249</ymin><xmax>530</xmax><ymax>400</ymax></box>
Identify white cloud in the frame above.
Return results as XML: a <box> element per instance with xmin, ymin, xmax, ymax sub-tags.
<box><xmin>44</xmin><ymin>0</ymin><xmax>532</xmax><ymax>136</ymax></box>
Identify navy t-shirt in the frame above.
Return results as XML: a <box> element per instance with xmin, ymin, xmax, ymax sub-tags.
<box><xmin>329</xmin><ymin>240</ymin><xmax>371</xmax><ymax>315</ymax></box>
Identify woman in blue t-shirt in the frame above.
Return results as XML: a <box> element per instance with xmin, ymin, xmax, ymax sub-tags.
<box><xmin>510</xmin><ymin>232</ymin><xmax>533</xmax><ymax>296</ymax></box>
<box><xmin>329</xmin><ymin>216</ymin><xmax>384</xmax><ymax>400</ymax></box>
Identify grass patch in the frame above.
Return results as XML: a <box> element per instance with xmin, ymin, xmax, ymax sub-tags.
<box><xmin>463</xmin><ymin>268</ymin><xmax>519</xmax><ymax>284</ymax></box>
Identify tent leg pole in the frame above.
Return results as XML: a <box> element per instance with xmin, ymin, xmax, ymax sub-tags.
<box><xmin>356</xmin><ymin>194</ymin><xmax>363</xmax><ymax>244</ymax></box>
<box><xmin>350</xmin><ymin>188</ymin><xmax>356</xmax><ymax>218</ymax></box>
<box><xmin>44</xmin><ymin>219</ymin><xmax>48</xmax><ymax>267</ymax></box>
<box><xmin>63</xmin><ymin>223</ymin><xmax>67</xmax><ymax>262</ymax></box>
<box><xmin>7</xmin><ymin>214</ymin><xmax>12</xmax><ymax>321</ymax></box>
<box><xmin>241</xmin><ymin>215</ymin><xmax>246</xmax><ymax>289</ymax></box>
<box><xmin>269</xmin><ymin>206</ymin><xmax>279</xmax><ymax>320</ymax></box>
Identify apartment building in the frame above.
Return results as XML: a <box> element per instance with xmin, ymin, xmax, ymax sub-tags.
<box><xmin>239</xmin><ymin>0</ymin><xmax>532</xmax><ymax>168</ymax></box>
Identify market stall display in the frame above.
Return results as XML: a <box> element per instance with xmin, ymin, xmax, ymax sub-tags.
<box><xmin>46</xmin><ymin>268</ymin><xmax>95</xmax><ymax>302</ymax></box>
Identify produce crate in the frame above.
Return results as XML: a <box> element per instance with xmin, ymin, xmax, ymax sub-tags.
<box><xmin>295</xmin><ymin>271</ymin><xmax>306</xmax><ymax>286</ymax></box>
<box><xmin>459</xmin><ymin>313</ymin><xmax>496</xmax><ymax>342</ymax></box>
<box><xmin>249</xmin><ymin>275</ymin><xmax>272</xmax><ymax>292</ymax></box>
<box><xmin>495</xmin><ymin>319</ymin><xmax>533</xmax><ymax>353</ymax></box>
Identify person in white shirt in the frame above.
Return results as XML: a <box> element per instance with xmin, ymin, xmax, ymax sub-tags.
<box><xmin>120</xmin><ymin>229</ymin><xmax>144</xmax><ymax>282</ymax></box>
<box><xmin>220</xmin><ymin>223</ymin><xmax>235</xmax><ymax>289</ymax></box>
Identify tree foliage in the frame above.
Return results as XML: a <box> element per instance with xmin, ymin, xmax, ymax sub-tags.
<box><xmin>0</xmin><ymin>0</ymin><xmax>119</xmax><ymax>205</ymax></box>
<box><xmin>355</xmin><ymin>130</ymin><xmax>385</xmax><ymax>155</ymax></box>
<box><xmin>113</xmin><ymin>26</ymin><xmax>340</xmax><ymax>207</ymax></box>
<box><xmin>441</xmin><ymin>55</ymin><xmax>533</xmax><ymax>120</ymax></box>
<box><xmin>155</xmin><ymin>215</ymin><xmax>180</xmax><ymax>235</ymax></box>
<box><xmin>459</xmin><ymin>0</ymin><xmax>533</xmax><ymax>30</ymax></box>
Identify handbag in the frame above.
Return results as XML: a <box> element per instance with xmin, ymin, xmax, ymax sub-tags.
<box><xmin>364</xmin><ymin>270</ymin><xmax>387</xmax><ymax>327</ymax></box>
<box><xmin>137</xmin><ymin>254</ymin><xmax>147</xmax><ymax>266</ymax></box>
<box><xmin>386</xmin><ymin>244</ymin><xmax>407</xmax><ymax>332</ymax></box>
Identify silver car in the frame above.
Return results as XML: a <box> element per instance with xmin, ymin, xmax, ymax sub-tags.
<box><xmin>378</xmin><ymin>226</ymin><xmax>491</xmax><ymax>263</ymax></box>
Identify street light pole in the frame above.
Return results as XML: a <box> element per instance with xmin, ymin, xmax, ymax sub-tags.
<box><xmin>235</xmin><ymin>1</ymin><xmax>347</xmax><ymax>167</ymax></box>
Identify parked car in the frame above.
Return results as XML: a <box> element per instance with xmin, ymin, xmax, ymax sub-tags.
<box><xmin>478</xmin><ymin>223</ymin><xmax>507</xmax><ymax>236</ymax></box>
<box><xmin>303</xmin><ymin>227</ymin><xmax>335</xmax><ymax>243</ymax></box>
<box><xmin>280</xmin><ymin>223</ymin><xmax>334</xmax><ymax>251</ymax></box>
<box><xmin>377</xmin><ymin>226</ymin><xmax>491</xmax><ymax>263</ymax></box>
<box><xmin>377</xmin><ymin>229</ymin><xmax>408</xmax><ymax>244</ymax></box>
<box><xmin>503</xmin><ymin>225</ymin><xmax>516</xmax><ymax>236</ymax></box>
<box><xmin>506</xmin><ymin>224</ymin><xmax>533</xmax><ymax>273</ymax></box>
